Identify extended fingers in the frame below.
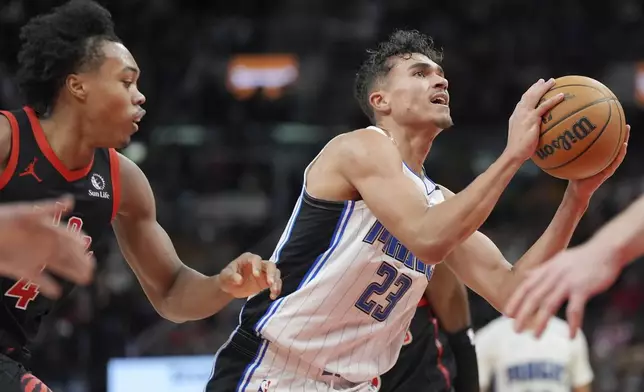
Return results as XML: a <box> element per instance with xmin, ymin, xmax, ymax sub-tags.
<box><xmin>521</xmin><ymin>78</ymin><xmax>556</xmax><ymax>108</ymax></box>
<box><xmin>566</xmin><ymin>294</ymin><xmax>588</xmax><ymax>339</ymax></box>
<box><xmin>531</xmin><ymin>283</ymin><xmax>569</xmax><ymax>338</ymax></box>
<box><xmin>536</xmin><ymin>93</ymin><xmax>565</xmax><ymax>117</ymax></box>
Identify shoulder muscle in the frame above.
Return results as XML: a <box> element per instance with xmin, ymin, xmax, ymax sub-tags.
<box><xmin>305</xmin><ymin>128</ymin><xmax>399</xmax><ymax>201</ymax></box>
<box><xmin>116</xmin><ymin>153</ymin><xmax>155</xmax><ymax>220</ymax></box>
<box><xmin>335</xmin><ymin>128</ymin><xmax>403</xmax><ymax>181</ymax></box>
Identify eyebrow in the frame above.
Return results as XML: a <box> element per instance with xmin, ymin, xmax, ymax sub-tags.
<box><xmin>122</xmin><ymin>66</ymin><xmax>140</xmax><ymax>75</ymax></box>
<box><xmin>408</xmin><ymin>62</ymin><xmax>444</xmax><ymax>76</ymax></box>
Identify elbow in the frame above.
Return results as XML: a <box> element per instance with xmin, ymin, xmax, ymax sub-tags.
<box><xmin>416</xmin><ymin>244</ymin><xmax>453</xmax><ymax>265</ymax></box>
<box><xmin>152</xmin><ymin>283</ymin><xmax>190</xmax><ymax>324</ymax></box>
<box><xmin>156</xmin><ymin>301</ymin><xmax>189</xmax><ymax>324</ymax></box>
<box><xmin>155</xmin><ymin>266</ymin><xmax>191</xmax><ymax>323</ymax></box>
<box><xmin>413</xmin><ymin>223</ymin><xmax>474</xmax><ymax>265</ymax></box>
<box><xmin>415</xmin><ymin>237</ymin><xmax>461</xmax><ymax>265</ymax></box>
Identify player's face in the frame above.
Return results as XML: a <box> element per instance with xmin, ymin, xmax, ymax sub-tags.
<box><xmin>81</xmin><ymin>41</ymin><xmax>146</xmax><ymax>148</ymax></box>
<box><xmin>377</xmin><ymin>53</ymin><xmax>452</xmax><ymax>130</ymax></box>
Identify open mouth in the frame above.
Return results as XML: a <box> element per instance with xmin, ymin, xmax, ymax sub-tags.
<box><xmin>430</xmin><ymin>93</ymin><xmax>449</xmax><ymax>106</ymax></box>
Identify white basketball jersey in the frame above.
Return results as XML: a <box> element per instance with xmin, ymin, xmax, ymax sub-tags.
<box><xmin>475</xmin><ymin>317</ymin><xmax>594</xmax><ymax>392</ymax></box>
<box><xmin>239</xmin><ymin>126</ymin><xmax>445</xmax><ymax>383</ymax></box>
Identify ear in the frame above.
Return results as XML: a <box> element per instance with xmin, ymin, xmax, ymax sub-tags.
<box><xmin>65</xmin><ymin>74</ymin><xmax>88</xmax><ymax>101</ymax></box>
<box><xmin>369</xmin><ymin>89</ymin><xmax>391</xmax><ymax>117</ymax></box>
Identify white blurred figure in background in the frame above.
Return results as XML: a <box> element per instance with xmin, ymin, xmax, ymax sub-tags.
<box><xmin>475</xmin><ymin>316</ymin><xmax>593</xmax><ymax>392</ymax></box>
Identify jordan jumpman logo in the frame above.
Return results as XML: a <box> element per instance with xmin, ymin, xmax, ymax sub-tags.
<box><xmin>19</xmin><ymin>157</ymin><xmax>43</xmax><ymax>183</ymax></box>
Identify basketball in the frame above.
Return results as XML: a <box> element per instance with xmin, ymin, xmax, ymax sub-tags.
<box><xmin>531</xmin><ymin>75</ymin><xmax>627</xmax><ymax>180</ymax></box>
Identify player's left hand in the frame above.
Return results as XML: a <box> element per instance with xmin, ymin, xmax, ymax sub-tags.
<box><xmin>568</xmin><ymin>124</ymin><xmax>630</xmax><ymax>198</ymax></box>
<box><xmin>505</xmin><ymin>244</ymin><xmax>620</xmax><ymax>339</ymax></box>
<box><xmin>218</xmin><ymin>252</ymin><xmax>282</xmax><ymax>300</ymax></box>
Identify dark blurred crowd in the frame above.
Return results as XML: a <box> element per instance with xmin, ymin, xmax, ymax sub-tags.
<box><xmin>1</xmin><ymin>0</ymin><xmax>644</xmax><ymax>391</ymax></box>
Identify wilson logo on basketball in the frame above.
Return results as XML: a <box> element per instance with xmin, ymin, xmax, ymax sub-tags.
<box><xmin>535</xmin><ymin>116</ymin><xmax>597</xmax><ymax>160</ymax></box>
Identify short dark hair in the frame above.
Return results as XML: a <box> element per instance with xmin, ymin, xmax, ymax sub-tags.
<box><xmin>354</xmin><ymin>29</ymin><xmax>443</xmax><ymax>124</ymax></box>
<box><xmin>16</xmin><ymin>0</ymin><xmax>120</xmax><ymax>115</ymax></box>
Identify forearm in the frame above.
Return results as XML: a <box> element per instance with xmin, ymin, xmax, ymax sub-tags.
<box><xmin>428</xmin><ymin>264</ymin><xmax>471</xmax><ymax>333</ymax></box>
<box><xmin>420</xmin><ymin>153</ymin><xmax>523</xmax><ymax>260</ymax></box>
<box><xmin>589</xmin><ymin>194</ymin><xmax>644</xmax><ymax>267</ymax></box>
<box><xmin>161</xmin><ymin>265</ymin><xmax>234</xmax><ymax>323</ymax></box>
<box><xmin>505</xmin><ymin>185</ymin><xmax>589</xmax><ymax>294</ymax></box>
<box><xmin>427</xmin><ymin>265</ymin><xmax>478</xmax><ymax>392</ymax></box>
<box><xmin>435</xmin><ymin>286</ymin><xmax>471</xmax><ymax>333</ymax></box>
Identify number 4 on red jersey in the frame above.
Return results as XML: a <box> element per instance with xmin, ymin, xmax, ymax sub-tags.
<box><xmin>5</xmin><ymin>279</ymin><xmax>40</xmax><ymax>310</ymax></box>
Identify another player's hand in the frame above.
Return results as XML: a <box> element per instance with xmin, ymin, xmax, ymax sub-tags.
<box><xmin>218</xmin><ymin>252</ymin><xmax>282</xmax><ymax>300</ymax></box>
<box><xmin>505</xmin><ymin>78</ymin><xmax>565</xmax><ymax>161</ymax></box>
<box><xmin>568</xmin><ymin>125</ymin><xmax>630</xmax><ymax>198</ymax></box>
<box><xmin>0</xmin><ymin>196</ymin><xmax>95</xmax><ymax>299</ymax></box>
<box><xmin>505</xmin><ymin>244</ymin><xmax>620</xmax><ymax>339</ymax></box>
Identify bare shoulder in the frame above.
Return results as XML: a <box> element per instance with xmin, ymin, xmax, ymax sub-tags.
<box><xmin>323</xmin><ymin>128</ymin><xmax>404</xmax><ymax>182</ymax></box>
<box><xmin>333</xmin><ymin>128</ymin><xmax>401</xmax><ymax>167</ymax></box>
<box><xmin>0</xmin><ymin>115</ymin><xmax>12</xmax><ymax>168</ymax></box>
<box><xmin>117</xmin><ymin>151</ymin><xmax>144</xmax><ymax>177</ymax></box>
<box><xmin>116</xmin><ymin>152</ymin><xmax>155</xmax><ymax>218</ymax></box>
<box><xmin>306</xmin><ymin>128</ymin><xmax>401</xmax><ymax>201</ymax></box>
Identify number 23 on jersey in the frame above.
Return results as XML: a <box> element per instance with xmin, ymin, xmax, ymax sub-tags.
<box><xmin>355</xmin><ymin>261</ymin><xmax>412</xmax><ymax>322</ymax></box>
<box><xmin>3</xmin><ymin>202</ymin><xmax>92</xmax><ymax>310</ymax></box>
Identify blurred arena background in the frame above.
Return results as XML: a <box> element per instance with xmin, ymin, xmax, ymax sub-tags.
<box><xmin>1</xmin><ymin>0</ymin><xmax>644</xmax><ymax>391</ymax></box>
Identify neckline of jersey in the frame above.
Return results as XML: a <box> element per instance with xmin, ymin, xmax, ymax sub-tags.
<box><xmin>24</xmin><ymin>106</ymin><xmax>95</xmax><ymax>182</ymax></box>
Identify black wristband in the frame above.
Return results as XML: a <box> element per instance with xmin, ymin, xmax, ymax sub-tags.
<box><xmin>446</xmin><ymin>327</ymin><xmax>479</xmax><ymax>392</ymax></box>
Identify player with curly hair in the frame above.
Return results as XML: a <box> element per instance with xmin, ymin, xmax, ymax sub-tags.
<box><xmin>0</xmin><ymin>2</ymin><xmax>282</xmax><ymax>390</ymax></box>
